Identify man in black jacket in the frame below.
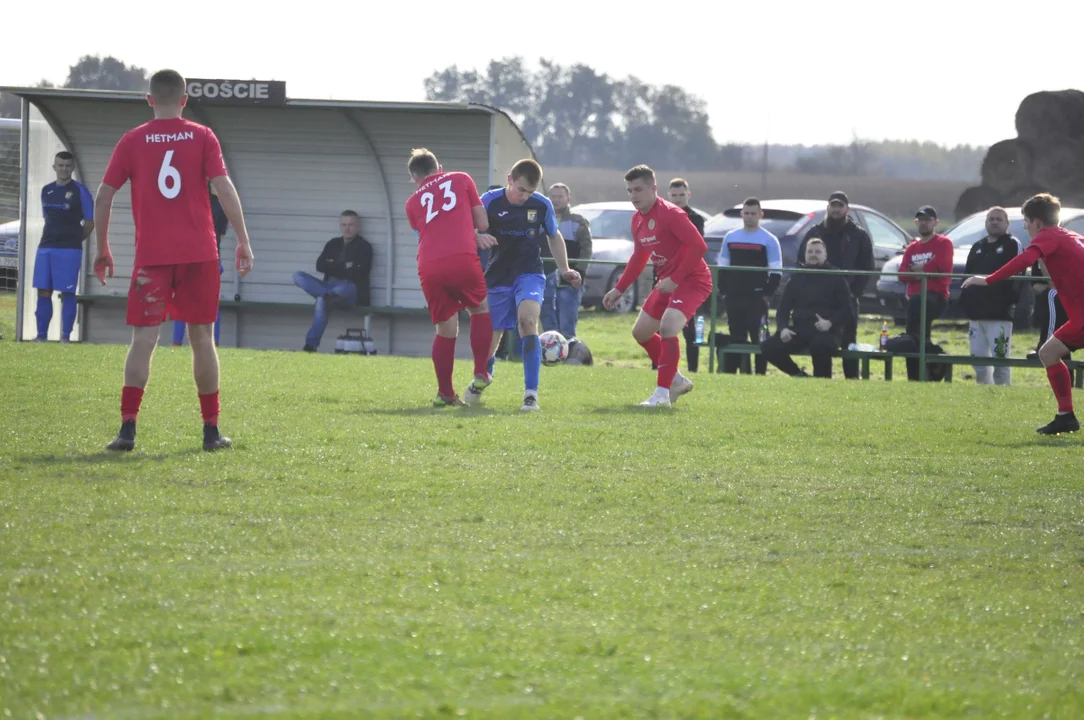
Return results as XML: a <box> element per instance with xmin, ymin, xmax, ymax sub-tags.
<box><xmin>760</xmin><ymin>239</ymin><xmax>853</xmax><ymax>378</ymax></box>
<box><xmin>796</xmin><ymin>191</ymin><xmax>874</xmax><ymax>379</ymax></box>
<box><xmin>292</xmin><ymin>210</ymin><xmax>374</xmax><ymax>352</ymax></box>
<box><xmin>667</xmin><ymin>178</ymin><xmax>709</xmax><ymax>371</ymax></box>
<box><xmin>960</xmin><ymin>207</ymin><xmax>1020</xmax><ymax>385</ymax></box>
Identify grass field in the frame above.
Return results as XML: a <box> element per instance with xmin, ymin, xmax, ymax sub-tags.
<box><xmin>1</xmin><ymin>291</ymin><xmax>1082</xmax><ymax>719</ymax></box>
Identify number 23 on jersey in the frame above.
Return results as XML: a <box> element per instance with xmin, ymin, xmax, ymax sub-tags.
<box><xmin>420</xmin><ymin>180</ymin><xmax>457</xmax><ymax>223</ymax></box>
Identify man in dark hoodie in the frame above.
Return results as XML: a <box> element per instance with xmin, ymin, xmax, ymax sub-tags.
<box><xmin>760</xmin><ymin>239</ymin><xmax>853</xmax><ymax>378</ymax></box>
<box><xmin>796</xmin><ymin>191</ymin><xmax>874</xmax><ymax>379</ymax></box>
<box><xmin>960</xmin><ymin>206</ymin><xmax>1021</xmax><ymax>385</ymax></box>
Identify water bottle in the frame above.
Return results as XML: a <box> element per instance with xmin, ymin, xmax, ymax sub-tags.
<box><xmin>694</xmin><ymin>315</ymin><xmax>705</xmax><ymax>344</ymax></box>
<box><xmin>879</xmin><ymin>321</ymin><xmax>889</xmax><ymax>352</ymax></box>
<box><xmin>759</xmin><ymin>314</ymin><xmax>769</xmax><ymax>343</ymax></box>
<box><xmin>995</xmin><ymin>327</ymin><xmax>1008</xmax><ymax>358</ymax></box>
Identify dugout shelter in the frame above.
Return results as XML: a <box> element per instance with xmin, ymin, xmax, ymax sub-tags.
<box><xmin>2</xmin><ymin>82</ymin><xmax>534</xmax><ymax>355</ymax></box>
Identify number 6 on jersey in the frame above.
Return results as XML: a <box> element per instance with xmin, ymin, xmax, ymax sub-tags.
<box><xmin>158</xmin><ymin>150</ymin><xmax>181</xmax><ymax>199</ymax></box>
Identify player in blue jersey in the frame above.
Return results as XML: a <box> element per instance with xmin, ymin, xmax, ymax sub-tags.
<box><xmin>471</xmin><ymin>159</ymin><xmax>581</xmax><ymax>411</ymax></box>
<box><xmin>33</xmin><ymin>151</ymin><xmax>95</xmax><ymax>342</ymax></box>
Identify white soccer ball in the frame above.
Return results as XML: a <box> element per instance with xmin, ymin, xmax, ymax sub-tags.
<box><xmin>539</xmin><ymin>330</ymin><xmax>570</xmax><ymax>365</ymax></box>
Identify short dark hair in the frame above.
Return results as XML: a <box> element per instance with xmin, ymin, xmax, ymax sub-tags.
<box><xmin>340</xmin><ymin>210</ymin><xmax>359</xmax><ymax>218</ymax></box>
<box><xmin>1022</xmin><ymin>193</ymin><xmax>1061</xmax><ymax>227</ymax></box>
<box><xmin>407</xmin><ymin>148</ymin><xmax>439</xmax><ymax>178</ymax></box>
<box><xmin>510</xmin><ymin>159</ymin><xmax>543</xmax><ymax>187</ymax></box>
<box><xmin>806</xmin><ymin>237</ymin><xmax>826</xmax><ymax>248</ymax></box>
<box><xmin>624</xmin><ymin>165</ymin><xmax>655</xmax><ymax>184</ymax></box>
<box><xmin>669</xmin><ymin>178</ymin><xmax>689</xmax><ymax>190</ymax></box>
<box><xmin>743</xmin><ymin>197</ymin><xmax>761</xmax><ymax>208</ymax></box>
<box><xmin>149</xmin><ymin>69</ymin><xmax>187</xmax><ymax>104</ymax></box>
<box><xmin>54</xmin><ymin>151</ymin><xmax>73</xmax><ymax>161</ymax></box>
<box><xmin>549</xmin><ymin>182</ymin><xmax>570</xmax><ymax>195</ymax></box>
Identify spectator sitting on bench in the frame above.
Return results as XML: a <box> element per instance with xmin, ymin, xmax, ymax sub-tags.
<box><xmin>293</xmin><ymin>210</ymin><xmax>373</xmax><ymax>352</ymax></box>
<box><xmin>760</xmin><ymin>238</ymin><xmax>853</xmax><ymax>378</ymax></box>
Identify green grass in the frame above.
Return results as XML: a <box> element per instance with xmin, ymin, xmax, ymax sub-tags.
<box><xmin>1</xmin><ymin>290</ymin><xmax>1082</xmax><ymax>718</ymax></box>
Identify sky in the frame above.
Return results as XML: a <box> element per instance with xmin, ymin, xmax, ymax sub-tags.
<box><xmin>7</xmin><ymin>0</ymin><xmax>1084</xmax><ymax>147</ymax></box>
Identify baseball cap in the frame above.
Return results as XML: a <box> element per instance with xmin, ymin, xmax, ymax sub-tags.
<box><xmin>915</xmin><ymin>205</ymin><xmax>938</xmax><ymax>219</ymax></box>
<box><xmin>828</xmin><ymin>191</ymin><xmax>849</xmax><ymax>206</ymax></box>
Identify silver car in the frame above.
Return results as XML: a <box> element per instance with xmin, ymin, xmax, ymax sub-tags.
<box><xmin>575</xmin><ymin>201</ymin><xmax>714</xmax><ymax>313</ymax></box>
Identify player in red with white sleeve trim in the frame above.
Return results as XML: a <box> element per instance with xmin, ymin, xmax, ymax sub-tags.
<box><xmin>405</xmin><ymin>148</ymin><xmax>496</xmax><ymax>407</ymax></box>
<box><xmin>93</xmin><ymin>69</ymin><xmax>255</xmax><ymax>452</ymax></box>
<box><xmin>602</xmin><ymin>165</ymin><xmax>713</xmax><ymax>407</ymax></box>
<box><xmin>963</xmin><ymin>193</ymin><xmax>1084</xmax><ymax>434</ymax></box>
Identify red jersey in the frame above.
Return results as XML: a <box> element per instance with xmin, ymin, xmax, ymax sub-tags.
<box><xmin>102</xmin><ymin>118</ymin><xmax>227</xmax><ymax>268</ymax></box>
<box><xmin>405</xmin><ymin>171</ymin><xmax>483</xmax><ymax>267</ymax></box>
<box><xmin>987</xmin><ymin>225</ymin><xmax>1084</xmax><ymax>319</ymax></box>
<box><xmin>900</xmin><ymin>234</ymin><xmax>954</xmax><ymax>298</ymax></box>
<box><xmin>615</xmin><ymin>197</ymin><xmax>710</xmax><ymax>293</ymax></box>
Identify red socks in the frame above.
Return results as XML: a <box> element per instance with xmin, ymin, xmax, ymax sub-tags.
<box><xmin>432</xmin><ymin>334</ymin><xmax>457</xmax><ymax>398</ymax></box>
<box><xmin>658</xmin><ymin>336</ymin><xmax>680</xmax><ymax>390</ymax></box>
<box><xmin>199</xmin><ymin>391</ymin><xmax>220</xmax><ymax>426</ymax></box>
<box><xmin>121</xmin><ymin>386</ymin><xmax>144</xmax><ymax>423</ymax></box>
<box><xmin>1047</xmin><ymin>362</ymin><xmax>1074</xmax><ymax>413</ymax></box>
<box><xmin>639</xmin><ymin>333</ymin><xmax>662</xmax><ymax>366</ymax></box>
<box><xmin>470</xmin><ymin>312</ymin><xmax>494</xmax><ymax>378</ymax></box>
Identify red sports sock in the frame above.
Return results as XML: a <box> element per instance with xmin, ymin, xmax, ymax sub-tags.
<box><xmin>1046</xmin><ymin>362</ymin><xmax>1074</xmax><ymax>413</ymax></box>
<box><xmin>470</xmin><ymin>312</ymin><xmax>494</xmax><ymax>378</ymax></box>
<box><xmin>639</xmin><ymin>333</ymin><xmax>662</xmax><ymax>365</ymax></box>
<box><xmin>658</xmin><ymin>336</ymin><xmax>680</xmax><ymax>390</ymax></box>
<box><xmin>432</xmin><ymin>334</ymin><xmax>457</xmax><ymax>398</ymax></box>
<box><xmin>199</xmin><ymin>391</ymin><xmax>220</xmax><ymax>426</ymax></box>
<box><xmin>121</xmin><ymin>386</ymin><xmax>144</xmax><ymax>423</ymax></box>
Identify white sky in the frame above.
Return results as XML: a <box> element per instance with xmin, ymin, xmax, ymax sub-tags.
<box><xmin>8</xmin><ymin>0</ymin><xmax>1084</xmax><ymax>147</ymax></box>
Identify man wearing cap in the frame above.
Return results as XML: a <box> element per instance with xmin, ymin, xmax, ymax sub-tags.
<box><xmin>796</xmin><ymin>191</ymin><xmax>873</xmax><ymax>379</ymax></box>
<box><xmin>899</xmin><ymin>205</ymin><xmax>954</xmax><ymax>379</ymax></box>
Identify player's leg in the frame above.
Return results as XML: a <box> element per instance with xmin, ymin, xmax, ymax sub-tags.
<box><xmin>993</xmin><ymin>319</ymin><xmax>1012</xmax><ymax>387</ymax></box>
<box><xmin>52</xmin><ymin>248</ymin><xmax>81</xmax><ymax>343</ymax></box>
<box><xmin>515</xmin><ymin>276</ymin><xmax>545</xmax><ymax>411</ymax></box>
<box><xmin>214</xmin><ymin>262</ymin><xmax>224</xmax><ymax>346</ymax></box>
<box><xmin>172</xmin><ymin>319</ymin><xmax>186</xmax><ymax>347</ymax></box>
<box><xmin>1036</xmin><ymin>326</ymin><xmax>1080</xmax><ymax>434</ymax></box>
<box><xmin>633</xmin><ymin>290</ymin><xmax>666</xmax><ymax>366</ymax></box>
<box><xmin>176</xmin><ymin>261</ymin><xmax>231</xmax><ymax>450</ymax></box>
<box><xmin>970</xmin><ymin>320</ymin><xmax>993</xmax><ymax>385</ymax></box>
<box><xmin>423</xmin><ymin>268</ymin><xmax>462</xmax><ymax>406</ymax></box>
<box><xmin>460</xmin><ymin>260</ymin><xmax>495</xmax><ymax>404</ymax></box>
<box><xmin>32</xmin><ymin>248</ymin><xmax>54</xmax><ymax>340</ymax></box>
<box><xmin>486</xmin><ymin>285</ymin><xmax>516</xmax><ymax>379</ymax></box>
<box><xmin>643</xmin><ymin>307</ymin><xmax>690</xmax><ymax>406</ymax></box>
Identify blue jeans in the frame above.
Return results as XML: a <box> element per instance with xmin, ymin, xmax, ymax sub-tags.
<box><xmin>293</xmin><ymin>271</ymin><xmax>358</xmax><ymax>348</ymax></box>
<box><xmin>541</xmin><ymin>271</ymin><xmax>585</xmax><ymax>339</ymax></box>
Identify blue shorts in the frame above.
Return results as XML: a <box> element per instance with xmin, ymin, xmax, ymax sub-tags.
<box><xmin>488</xmin><ymin>273</ymin><xmax>546</xmax><ymax>330</ymax></box>
<box><xmin>33</xmin><ymin>247</ymin><xmax>83</xmax><ymax>293</ymax></box>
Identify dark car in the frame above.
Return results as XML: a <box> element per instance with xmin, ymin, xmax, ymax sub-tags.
<box><xmin>576</xmin><ymin>201</ymin><xmax>714</xmax><ymax>313</ymax></box>
<box><xmin>0</xmin><ymin>219</ymin><xmax>18</xmax><ymax>288</ymax></box>
<box><xmin>875</xmin><ymin>207</ymin><xmax>1084</xmax><ymax>327</ymax></box>
<box><xmin>704</xmin><ymin>199</ymin><xmax>911</xmax><ymax>310</ymax></box>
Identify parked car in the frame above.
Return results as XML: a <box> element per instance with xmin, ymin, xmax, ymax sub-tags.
<box><xmin>0</xmin><ymin>220</ymin><xmax>19</xmax><ymax>286</ymax></box>
<box><xmin>875</xmin><ymin>207</ymin><xmax>1084</xmax><ymax>328</ymax></box>
<box><xmin>576</xmin><ymin>201</ymin><xmax>713</xmax><ymax>313</ymax></box>
<box><xmin>704</xmin><ymin>199</ymin><xmax>912</xmax><ymax>311</ymax></box>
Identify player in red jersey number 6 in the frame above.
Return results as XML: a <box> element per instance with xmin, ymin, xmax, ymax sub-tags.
<box><xmin>603</xmin><ymin>165</ymin><xmax>713</xmax><ymax>407</ymax></box>
<box><xmin>93</xmin><ymin>69</ymin><xmax>255</xmax><ymax>452</ymax></box>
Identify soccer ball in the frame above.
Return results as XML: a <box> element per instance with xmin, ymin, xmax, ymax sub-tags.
<box><xmin>539</xmin><ymin>330</ymin><xmax>570</xmax><ymax>365</ymax></box>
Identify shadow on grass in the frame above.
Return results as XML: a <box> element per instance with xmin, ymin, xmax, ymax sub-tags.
<box><xmin>975</xmin><ymin>436</ymin><xmax>1083</xmax><ymax>449</ymax></box>
<box><xmin>590</xmin><ymin>405</ymin><xmax>679</xmax><ymax>415</ymax></box>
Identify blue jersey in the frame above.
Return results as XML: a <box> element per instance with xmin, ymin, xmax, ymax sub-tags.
<box><xmin>481</xmin><ymin>189</ymin><xmax>559</xmax><ymax>288</ymax></box>
<box><xmin>41</xmin><ymin>180</ymin><xmax>94</xmax><ymax>250</ymax></box>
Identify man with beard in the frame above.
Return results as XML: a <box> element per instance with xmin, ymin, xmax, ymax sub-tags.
<box><xmin>796</xmin><ymin>191</ymin><xmax>873</xmax><ymax>379</ymax></box>
<box><xmin>760</xmin><ymin>239</ymin><xmax>852</xmax><ymax>378</ymax></box>
<box><xmin>899</xmin><ymin>205</ymin><xmax>954</xmax><ymax>381</ymax></box>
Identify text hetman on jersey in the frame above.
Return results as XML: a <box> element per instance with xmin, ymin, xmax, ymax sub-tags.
<box><xmin>145</xmin><ymin>131</ymin><xmax>196</xmax><ymax>143</ymax></box>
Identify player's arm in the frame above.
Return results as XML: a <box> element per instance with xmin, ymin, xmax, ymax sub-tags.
<box><xmin>92</xmin><ymin>182</ymin><xmax>119</xmax><ymax>284</ymax></box>
<box><xmin>209</xmin><ymin>175</ymin><xmax>253</xmax><ymax>277</ymax></box>
<box><xmin>541</xmin><ymin>196</ymin><xmax>579</xmax><ymax>286</ymax></box>
<box><xmin>613</xmin><ymin>243</ymin><xmax>651</xmax><ymax>295</ymax></box>
<box><xmin>964</xmin><ymin>244</ymin><xmax>1043</xmax><ymax>288</ymax></box>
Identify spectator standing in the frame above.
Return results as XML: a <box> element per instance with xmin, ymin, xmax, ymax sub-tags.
<box><xmin>541</xmin><ymin>182</ymin><xmax>592</xmax><ymax>341</ymax></box>
<box><xmin>960</xmin><ymin>207</ymin><xmax>1020</xmax><ymax>385</ymax></box>
<box><xmin>668</xmin><ymin>178</ymin><xmax>708</xmax><ymax>372</ymax></box>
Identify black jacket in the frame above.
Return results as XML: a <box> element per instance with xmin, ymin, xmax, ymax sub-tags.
<box><xmin>798</xmin><ymin>218</ymin><xmax>874</xmax><ymax>299</ymax></box>
<box><xmin>776</xmin><ymin>263</ymin><xmax>854</xmax><ymax>334</ymax></box>
<box><xmin>541</xmin><ymin>206</ymin><xmax>593</xmax><ymax>277</ymax></box>
<box><xmin>960</xmin><ymin>234</ymin><xmax>1021</xmax><ymax>321</ymax></box>
<box><xmin>316</xmin><ymin>235</ymin><xmax>373</xmax><ymax>306</ymax></box>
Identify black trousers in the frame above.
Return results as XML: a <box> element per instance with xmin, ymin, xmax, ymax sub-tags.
<box><xmin>723</xmin><ymin>295</ymin><xmax>768</xmax><ymax>374</ymax></box>
<box><xmin>1034</xmin><ymin>288</ymin><xmax>1068</xmax><ymax>350</ymax></box>
<box><xmin>905</xmin><ymin>292</ymin><xmax>948</xmax><ymax>381</ymax></box>
<box><xmin>761</xmin><ymin>326</ymin><xmax>840</xmax><ymax>378</ymax></box>
<box><xmin>840</xmin><ymin>296</ymin><xmax>859</xmax><ymax>379</ymax></box>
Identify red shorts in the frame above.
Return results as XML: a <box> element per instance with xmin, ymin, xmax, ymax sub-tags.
<box><xmin>127</xmin><ymin>261</ymin><xmax>221</xmax><ymax>326</ymax></box>
<box><xmin>419</xmin><ymin>255</ymin><xmax>488</xmax><ymax>324</ymax></box>
<box><xmin>641</xmin><ymin>273</ymin><xmax>713</xmax><ymax>321</ymax></box>
<box><xmin>1054</xmin><ymin>317</ymin><xmax>1084</xmax><ymax>351</ymax></box>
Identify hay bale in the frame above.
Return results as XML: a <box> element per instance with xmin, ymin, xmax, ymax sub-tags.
<box><xmin>1032</xmin><ymin>137</ymin><xmax>1084</xmax><ymax>192</ymax></box>
<box><xmin>980</xmin><ymin>139</ymin><xmax>1033</xmax><ymax>196</ymax></box>
<box><xmin>1015</xmin><ymin>90</ymin><xmax>1084</xmax><ymax>142</ymax></box>
<box><xmin>1004</xmin><ymin>183</ymin><xmax>1051</xmax><ymax>207</ymax></box>
<box><xmin>954</xmin><ymin>185</ymin><xmax>1003</xmax><ymax>221</ymax></box>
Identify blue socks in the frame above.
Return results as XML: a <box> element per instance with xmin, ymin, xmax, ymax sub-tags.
<box><xmin>35</xmin><ymin>295</ymin><xmax>52</xmax><ymax>339</ymax></box>
<box><xmin>522</xmin><ymin>334</ymin><xmax>541</xmax><ymax>392</ymax></box>
<box><xmin>172</xmin><ymin>320</ymin><xmax>186</xmax><ymax>345</ymax></box>
<box><xmin>60</xmin><ymin>294</ymin><xmax>77</xmax><ymax>340</ymax></box>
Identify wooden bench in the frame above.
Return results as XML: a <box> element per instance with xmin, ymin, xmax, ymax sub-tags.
<box><xmin>713</xmin><ymin>342</ymin><xmax>1084</xmax><ymax>387</ymax></box>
